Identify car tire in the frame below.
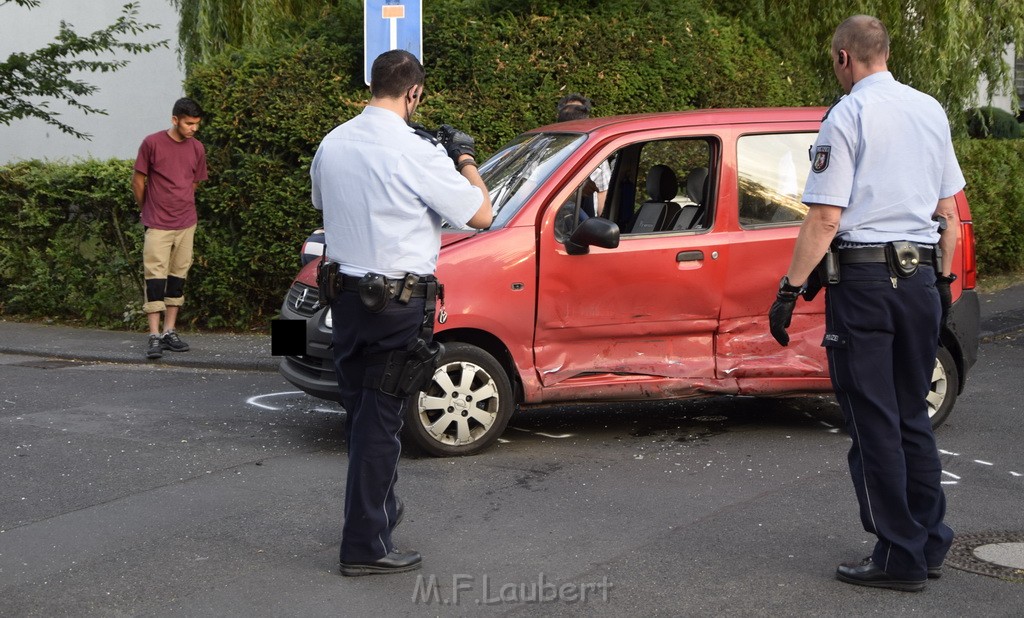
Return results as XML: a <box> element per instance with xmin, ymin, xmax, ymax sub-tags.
<box><xmin>403</xmin><ymin>342</ymin><xmax>514</xmax><ymax>457</ymax></box>
<box><xmin>928</xmin><ymin>345</ymin><xmax>958</xmax><ymax>429</ymax></box>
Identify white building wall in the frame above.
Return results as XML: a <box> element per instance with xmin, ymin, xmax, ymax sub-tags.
<box><xmin>975</xmin><ymin>44</ymin><xmax>1017</xmax><ymax>112</ymax></box>
<box><xmin>0</xmin><ymin>0</ymin><xmax>184</xmax><ymax>162</ymax></box>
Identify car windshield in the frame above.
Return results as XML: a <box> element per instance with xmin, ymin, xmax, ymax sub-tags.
<box><xmin>444</xmin><ymin>132</ymin><xmax>585</xmax><ymax>229</ymax></box>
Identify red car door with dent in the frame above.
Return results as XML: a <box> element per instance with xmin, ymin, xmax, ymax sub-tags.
<box><xmin>533</xmin><ymin>135</ymin><xmax>729</xmax><ymax>401</ymax></box>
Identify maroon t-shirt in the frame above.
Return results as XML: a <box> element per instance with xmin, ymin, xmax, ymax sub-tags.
<box><xmin>134</xmin><ymin>130</ymin><xmax>208</xmax><ymax>230</ymax></box>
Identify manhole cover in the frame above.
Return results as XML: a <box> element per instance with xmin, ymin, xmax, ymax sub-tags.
<box><xmin>946</xmin><ymin>531</ymin><xmax>1024</xmax><ymax>582</ymax></box>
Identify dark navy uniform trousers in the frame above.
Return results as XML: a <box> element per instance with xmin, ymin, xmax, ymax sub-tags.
<box><xmin>824</xmin><ymin>262</ymin><xmax>954</xmax><ymax>580</ymax></box>
<box><xmin>330</xmin><ymin>291</ymin><xmax>425</xmax><ymax>562</ymax></box>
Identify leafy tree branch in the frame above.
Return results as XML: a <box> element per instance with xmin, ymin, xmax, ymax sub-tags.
<box><xmin>0</xmin><ymin>1</ymin><xmax>168</xmax><ymax>139</ymax></box>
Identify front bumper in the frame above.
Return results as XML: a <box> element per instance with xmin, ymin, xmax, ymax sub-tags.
<box><xmin>278</xmin><ymin>283</ymin><xmax>340</xmax><ymax>402</ymax></box>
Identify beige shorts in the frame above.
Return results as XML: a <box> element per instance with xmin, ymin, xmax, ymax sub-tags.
<box><xmin>143</xmin><ymin>225</ymin><xmax>195</xmax><ymax>314</ymax></box>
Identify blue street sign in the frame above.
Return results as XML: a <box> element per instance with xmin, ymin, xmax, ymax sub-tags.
<box><xmin>364</xmin><ymin>0</ymin><xmax>423</xmax><ymax>85</ymax></box>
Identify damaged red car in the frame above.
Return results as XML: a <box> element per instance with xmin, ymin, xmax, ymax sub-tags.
<box><xmin>278</xmin><ymin>107</ymin><xmax>980</xmax><ymax>457</ymax></box>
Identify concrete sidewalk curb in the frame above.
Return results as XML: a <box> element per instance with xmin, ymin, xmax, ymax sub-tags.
<box><xmin>0</xmin><ymin>321</ymin><xmax>278</xmax><ymax>372</ymax></box>
<box><xmin>1</xmin><ymin>283</ymin><xmax>1021</xmax><ymax>372</ymax></box>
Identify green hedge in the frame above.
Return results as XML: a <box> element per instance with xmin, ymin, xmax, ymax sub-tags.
<box><xmin>176</xmin><ymin>1</ymin><xmax>820</xmax><ymax>328</ymax></box>
<box><xmin>966</xmin><ymin>106</ymin><xmax>1024</xmax><ymax>139</ymax></box>
<box><xmin>955</xmin><ymin>138</ymin><xmax>1024</xmax><ymax>275</ymax></box>
<box><xmin>1</xmin><ymin>3</ymin><xmax>1020</xmax><ymax>329</ymax></box>
<box><xmin>0</xmin><ymin>159</ymin><xmax>145</xmax><ymax>327</ymax></box>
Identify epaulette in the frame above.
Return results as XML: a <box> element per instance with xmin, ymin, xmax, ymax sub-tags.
<box><xmin>822</xmin><ymin>94</ymin><xmax>845</xmax><ymax>121</ymax></box>
<box><xmin>408</xmin><ymin>122</ymin><xmax>439</xmax><ymax>146</ymax></box>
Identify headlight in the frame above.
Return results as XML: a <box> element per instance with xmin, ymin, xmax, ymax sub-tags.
<box><xmin>324</xmin><ymin>308</ymin><xmax>333</xmax><ymax>329</ymax></box>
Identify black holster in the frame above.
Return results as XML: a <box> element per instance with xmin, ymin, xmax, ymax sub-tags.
<box><xmin>375</xmin><ymin>339</ymin><xmax>446</xmax><ymax>398</ymax></box>
<box><xmin>363</xmin><ymin>279</ymin><xmax>445</xmax><ymax>397</ymax></box>
<box><xmin>812</xmin><ymin>245</ymin><xmax>840</xmax><ymax>287</ymax></box>
<box><xmin>316</xmin><ymin>260</ymin><xmax>340</xmax><ymax>304</ymax></box>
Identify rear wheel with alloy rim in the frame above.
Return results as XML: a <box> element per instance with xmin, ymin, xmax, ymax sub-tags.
<box><xmin>928</xmin><ymin>345</ymin><xmax>958</xmax><ymax>429</ymax></box>
<box><xmin>403</xmin><ymin>342</ymin><xmax>514</xmax><ymax>457</ymax></box>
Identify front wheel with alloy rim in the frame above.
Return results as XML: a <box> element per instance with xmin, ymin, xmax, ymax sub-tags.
<box><xmin>928</xmin><ymin>345</ymin><xmax>959</xmax><ymax>429</ymax></box>
<box><xmin>403</xmin><ymin>342</ymin><xmax>514</xmax><ymax>457</ymax></box>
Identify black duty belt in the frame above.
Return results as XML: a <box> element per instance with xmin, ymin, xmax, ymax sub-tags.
<box><xmin>340</xmin><ymin>273</ymin><xmax>432</xmax><ymax>298</ymax></box>
<box><xmin>837</xmin><ymin>245</ymin><xmax>934</xmax><ymax>265</ymax></box>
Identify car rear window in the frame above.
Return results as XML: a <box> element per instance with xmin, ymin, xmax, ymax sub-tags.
<box><xmin>737</xmin><ymin>132</ymin><xmax>818</xmax><ymax>227</ymax></box>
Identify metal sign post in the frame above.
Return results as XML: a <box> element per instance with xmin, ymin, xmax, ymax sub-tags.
<box><xmin>364</xmin><ymin>0</ymin><xmax>423</xmax><ymax>85</ymax></box>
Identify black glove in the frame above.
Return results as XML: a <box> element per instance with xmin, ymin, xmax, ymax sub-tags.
<box><xmin>769</xmin><ymin>276</ymin><xmax>804</xmax><ymax>347</ymax></box>
<box><xmin>436</xmin><ymin>124</ymin><xmax>476</xmax><ymax>163</ymax></box>
<box><xmin>936</xmin><ymin>273</ymin><xmax>956</xmax><ymax>327</ymax></box>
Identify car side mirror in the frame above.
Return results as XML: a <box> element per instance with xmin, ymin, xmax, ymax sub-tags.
<box><xmin>565</xmin><ymin>217</ymin><xmax>620</xmax><ymax>255</ymax></box>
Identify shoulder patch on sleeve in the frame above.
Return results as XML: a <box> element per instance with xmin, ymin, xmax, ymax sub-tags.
<box><xmin>812</xmin><ymin>145</ymin><xmax>831</xmax><ymax>173</ymax></box>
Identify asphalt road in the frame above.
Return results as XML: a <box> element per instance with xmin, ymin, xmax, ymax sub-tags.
<box><xmin>1</xmin><ymin>333</ymin><xmax>1022</xmax><ymax>616</ymax></box>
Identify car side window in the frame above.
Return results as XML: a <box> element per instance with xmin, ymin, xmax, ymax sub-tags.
<box><xmin>553</xmin><ymin>154</ymin><xmax>616</xmax><ymax>244</ymax></box>
<box><xmin>622</xmin><ymin>138</ymin><xmax>713</xmax><ymax>235</ymax></box>
<box><xmin>554</xmin><ymin>137</ymin><xmax>715</xmax><ymax>244</ymax></box>
<box><xmin>737</xmin><ymin>133</ymin><xmax>818</xmax><ymax>227</ymax></box>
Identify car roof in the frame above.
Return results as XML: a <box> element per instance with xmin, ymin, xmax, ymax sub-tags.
<box><xmin>532</xmin><ymin>107</ymin><xmax>829</xmax><ymax>136</ymax></box>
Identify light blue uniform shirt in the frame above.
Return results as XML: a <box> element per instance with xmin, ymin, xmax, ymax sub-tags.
<box><xmin>802</xmin><ymin>72</ymin><xmax>965</xmax><ymax>244</ymax></box>
<box><xmin>311</xmin><ymin>106</ymin><xmax>484</xmax><ymax>278</ymax></box>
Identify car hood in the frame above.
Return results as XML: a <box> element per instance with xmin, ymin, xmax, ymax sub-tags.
<box><xmin>441</xmin><ymin>230</ymin><xmax>477</xmax><ymax>248</ymax></box>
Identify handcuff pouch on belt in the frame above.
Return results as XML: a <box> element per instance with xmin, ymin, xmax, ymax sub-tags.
<box><xmin>884</xmin><ymin>241</ymin><xmax>921</xmax><ymax>278</ymax></box>
<box><xmin>358</xmin><ymin>272</ymin><xmax>390</xmax><ymax>313</ymax></box>
<box><xmin>357</xmin><ymin>272</ymin><xmax>427</xmax><ymax>313</ymax></box>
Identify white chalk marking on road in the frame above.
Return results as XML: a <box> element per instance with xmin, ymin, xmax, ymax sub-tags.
<box><xmin>1010</xmin><ymin>471</ymin><xmax>1022</xmax><ymax>477</ymax></box>
<box><xmin>246</xmin><ymin>391</ymin><xmax>303</xmax><ymax>410</ymax></box>
<box><xmin>939</xmin><ymin>449</ymin><xmax>960</xmax><ymax>456</ymax></box>
<box><xmin>504</xmin><ymin>427</ymin><xmax>573</xmax><ymax>439</ymax></box>
<box><xmin>314</xmin><ymin>406</ymin><xmax>345</xmax><ymax>415</ymax></box>
<box><xmin>974</xmin><ymin>460</ymin><xmax>994</xmax><ymax>466</ymax></box>
<box><xmin>942</xmin><ymin>470</ymin><xmax>961</xmax><ymax>480</ymax></box>
<box><xmin>941</xmin><ymin>481</ymin><xmax>958</xmax><ymax>485</ymax></box>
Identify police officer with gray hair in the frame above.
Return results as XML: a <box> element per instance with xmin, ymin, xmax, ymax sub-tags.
<box><xmin>769</xmin><ymin>15</ymin><xmax>962</xmax><ymax>592</ymax></box>
<box><xmin>311</xmin><ymin>49</ymin><xmax>492</xmax><ymax>576</ymax></box>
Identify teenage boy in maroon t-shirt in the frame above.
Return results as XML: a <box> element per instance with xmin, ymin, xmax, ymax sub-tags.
<box><xmin>132</xmin><ymin>97</ymin><xmax>208</xmax><ymax>359</ymax></box>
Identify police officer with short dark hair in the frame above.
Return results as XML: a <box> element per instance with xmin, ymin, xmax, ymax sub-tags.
<box><xmin>769</xmin><ymin>15</ymin><xmax>963</xmax><ymax>592</ymax></box>
<box><xmin>311</xmin><ymin>49</ymin><xmax>492</xmax><ymax>576</ymax></box>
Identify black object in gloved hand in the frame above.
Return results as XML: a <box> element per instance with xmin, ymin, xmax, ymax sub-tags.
<box><xmin>936</xmin><ymin>273</ymin><xmax>956</xmax><ymax>326</ymax></box>
<box><xmin>802</xmin><ymin>269</ymin><xmax>823</xmax><ymax>302</ymax></box>
<box><xmin>769</xmin><ymin>276</ymin><xmax>804</xmax><ymax>347</ymax></box>
<box><xmin>436</xmin><ymin>124</ymin><xmax>476</xmax><ymax>163</ymax></box>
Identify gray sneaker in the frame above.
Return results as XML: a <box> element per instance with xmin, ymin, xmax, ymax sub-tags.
<box><xmin>160</xmin><ymin>330</ymin><xmax>190</xmax><ymax>352</ymax></box>
<box><xmin>146</xmin><ymin>334</ymin><xmax>163</xmax><ymax>359</ymax></box>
